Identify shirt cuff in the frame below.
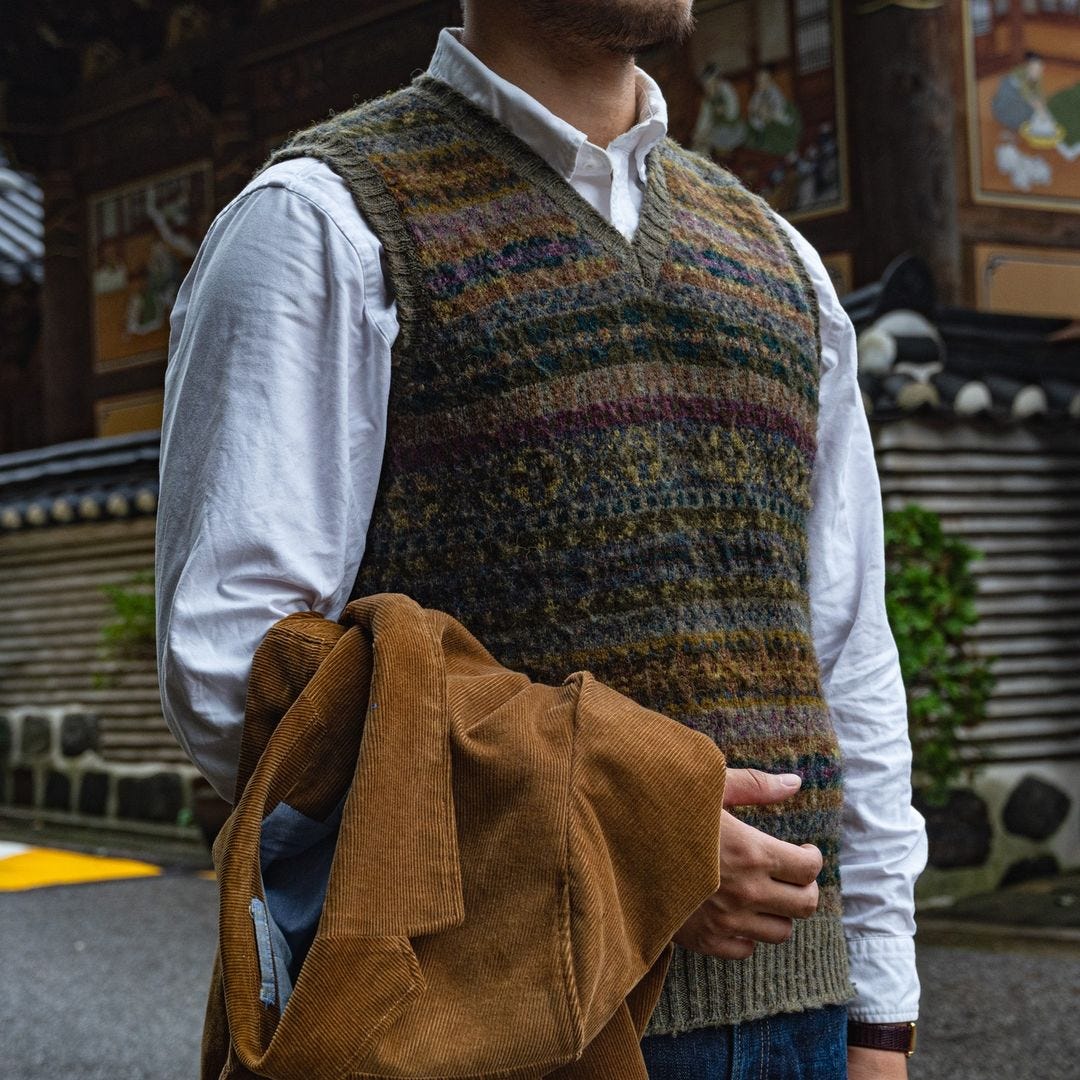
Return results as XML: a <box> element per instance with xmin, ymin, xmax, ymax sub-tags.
<box><xmin>845</xmin><ymin>935</ymin><xmax>920</xmax><ymax>1023</ymax></box>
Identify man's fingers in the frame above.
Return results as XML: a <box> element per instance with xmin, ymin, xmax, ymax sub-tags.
<box><xmin>723</xmin><ymin>912</ymin><xmax>795</xmax><ymax>945</ymax></box>
<box><xmin>677</xmin><ymin>910</ymin><xmax>795</xmax><ymax>957</ymax></box>
<box><xmin>751</xmin><ymin>879</ymin><xmax>820</xmax><ymax>920</ymax></box>
<box><xmin>723</xmin><ymin>767</ymin><xmax>802</xmax><ymax>807</ymax></box>
<box><xmin>767</xmin><ymin>839</ymin><xmax>823</xmax><ymax>886</ymax></box>
<box><xmin>674</xmin><ymin>927</ymin><xmax>758</xmax><ymax>960</ymax></box>
<box><xmin>777</xmin><ymin>876</ymin><xmax>816</xmax><ymax>920</ymax></box>
<box><xmin>705</xmin><ymin>936</ymin><xmax>757</xmax><ymax>961</ymax></box>
<box><xmin>800</xmin><ymin>843</ymin><xmax>825</xmax><ymax>877</ymax></box>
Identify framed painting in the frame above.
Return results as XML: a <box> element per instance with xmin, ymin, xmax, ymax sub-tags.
<box><xmin>821</xmin><ymin>251</ymin><xmax>854</xmax><ymax>296</ymax></box>
<box><xmin>974</xmin><ymin>242</ymin><xmax>1080</xmax><ymax>318</ymax></box>
<box><xmin>89</xmin><ymin>162</ymin><xmax>214</xmax><ymax>373</ymax></box>
<box><xmin>94</xmin><ymin>389</ymin><xmax>166</xmax><ymax>438</ymax></box>
<box><xmin>643</xmin><ymin>0</ymin><xmax>848</xmax><ymax>221</ymax></box>
<box><xmin>965</xmin><ymin>0</ymin><xmax>1080</xmax><ymax>212</ymax></box>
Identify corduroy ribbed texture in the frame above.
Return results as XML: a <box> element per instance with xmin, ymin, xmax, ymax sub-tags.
<box><xmin>255</xmin><ymin>75</ymin><xmax>853</xmax><ymax>1031</ymax></box>
<box><xmin>205</xmin><ymin>594</ymin><xmax>729</xmax><ymax>1078</ymax></box>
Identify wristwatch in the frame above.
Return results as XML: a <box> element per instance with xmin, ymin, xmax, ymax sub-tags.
<box><xmin>847</xmin><ymin>1020</ymin><xmax>917</xmax><ymax>1057</ymax></box>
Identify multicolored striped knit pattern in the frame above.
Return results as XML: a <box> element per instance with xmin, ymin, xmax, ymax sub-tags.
<box><xmin>258</xmin><ymin>76</ymin><xmax>853</xmax><ymax>1030</ymax></box>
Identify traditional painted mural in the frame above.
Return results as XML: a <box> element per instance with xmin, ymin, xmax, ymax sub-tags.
<box><xmin>645</xmin><ymin>0</ymin><xmax>847</xmax><ymax>220</ymax></box>
<box><xmin>89</xmin><ymin>162</ymin><xmax>213</xmax><ymax>373</ymax></box>
<box><xmin>966</xmin><ymin>0</ymin><xmax>1080</xmax><ymax>211</ymax></box>
<box><xmin>821</xmin><ymin>251</ymin><xmax>854</xmax><ymax>296</ymax></box>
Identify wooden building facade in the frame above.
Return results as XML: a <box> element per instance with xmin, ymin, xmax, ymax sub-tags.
<box><xmin>0</xmin><ymin>1</ymin><xmax>1078</xmax><ymax>890</ymax></box>
<box><xmin>4</xmin><ymin>0</ymin><xmax>1080</xmax><ymax>450</ymax></box>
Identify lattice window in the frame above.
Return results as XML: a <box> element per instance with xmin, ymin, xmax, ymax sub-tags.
<box><xmin>794</xmin><ymin>0</ymin><xmax>831</xmax><ymax>75</ymax></box>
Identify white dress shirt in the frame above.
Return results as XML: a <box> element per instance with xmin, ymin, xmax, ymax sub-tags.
<box><xmin>156</xmin><ymin>28</ymin><xmax>926</xmax><ymax>1023</ymax></box>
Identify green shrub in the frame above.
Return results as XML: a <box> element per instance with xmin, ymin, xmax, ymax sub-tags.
<box><xmin>883</xmin><ymin>504</ymin><xmax>995</xmax><ymax>806</ymax></box>
<box><xmin>93</xmin><ymin>570</ymin><xmax>156</xmax><ymax>688</ymax></box>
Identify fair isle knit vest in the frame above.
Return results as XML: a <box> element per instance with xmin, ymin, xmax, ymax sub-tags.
<box><xmin>258</xmin><ymin>76</ymin><xmax>853</xmax><ymax>1032</ymax></box>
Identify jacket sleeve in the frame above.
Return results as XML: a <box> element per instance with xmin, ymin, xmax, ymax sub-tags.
<box><xmin>561</xmin><ymin>672</ymin><xmax>726</xmax><ymax>1043</ymax></box>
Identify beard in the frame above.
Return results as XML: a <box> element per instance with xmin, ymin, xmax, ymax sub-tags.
<box><xmin>518</xmin><ymin>0</ymin><xmax>696</xmax><ymax>55</ymax></box>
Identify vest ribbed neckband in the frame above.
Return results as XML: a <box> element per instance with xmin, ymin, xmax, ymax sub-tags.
<box><xmin>411</xmin><ymin>76</ymin><xmax>673</xmax><ymax>289</ymax></box>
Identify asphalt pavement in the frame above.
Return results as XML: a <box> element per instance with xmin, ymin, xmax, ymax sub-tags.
<box><xmin>2</xmin><ymin>832</ymin><xmax>1079</xmax><ymax>1079</ymax></box>
<box><xmin>2</xmin><ymin>872</ymin><xmax>215</xmax><ymax>1079</ymax></box>
<box><xmin>912</xmin><ymin>939</ymin><xmax>1080</xmax><ymax>1080</ymax></box>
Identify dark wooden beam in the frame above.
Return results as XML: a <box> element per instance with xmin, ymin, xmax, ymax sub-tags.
<box><xmin>845</xmin><ymin>3</ymin><xmax>962</xmax><ymax>302</ymax></box>
<box><xmin>38</xmin><ymin>167</ymin><xmax>94</xmax><ymax>446</ymax></box>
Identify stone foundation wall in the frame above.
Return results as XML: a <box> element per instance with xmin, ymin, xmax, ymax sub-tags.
<box><xmin>916</xmin><ymin>762</ymin><xmax>1080</xmax><ymax>905</ymax></box>
<box><xmin>0</xmin><ymin>705</ymin><xmax>204</xmax><ymax>838</ymax></box>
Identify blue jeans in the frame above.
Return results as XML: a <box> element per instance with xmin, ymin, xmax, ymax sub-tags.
<box><xmin>641</xmin><ymin>1004</ymin><xmax>848</xmax><ymax>1079</ymax></box>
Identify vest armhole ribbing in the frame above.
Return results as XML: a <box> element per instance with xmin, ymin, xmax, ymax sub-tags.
<box><xmin>255</xmin><ymin>135</ymin><xmax>428</xmax><ymax>357</ymax></box>
<box><xmin>763</xmin><ymin>206</ymin><xmax>824</xmax><ymax>373</ymax></box>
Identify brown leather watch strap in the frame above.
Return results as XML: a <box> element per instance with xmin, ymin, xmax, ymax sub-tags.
<box><xmin>847</xmin><ymin>1021</ymin><xmax>917</xmax><ymax>1056</ymax></box>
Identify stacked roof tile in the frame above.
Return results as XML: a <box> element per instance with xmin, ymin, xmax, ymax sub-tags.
<box><xmin>0</xmin><ymin>431</ymin><xmax>159</xmax><ymax>532</ymax></box>
<box><xmin>846</xmin><ymin>256</ymin><xmax>1080</xmax><ymax>424</ymax></box>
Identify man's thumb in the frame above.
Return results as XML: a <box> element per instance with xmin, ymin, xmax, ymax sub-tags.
<box><xmin>723</xmin><ymin>767</ymin><xmax>802</xmax><ymax>807</ymax></box>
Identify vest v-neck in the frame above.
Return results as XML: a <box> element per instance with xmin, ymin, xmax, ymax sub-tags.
<box><xmin>412</xmin><ymin>75</ymin><xmax>672</xmax><ymax>289</ymax></box>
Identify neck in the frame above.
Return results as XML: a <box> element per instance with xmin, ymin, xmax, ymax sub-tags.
<box><xmin>461</xmin><ymin>16</ymin><xmax>639</xmax><ymax>148</ymax></box>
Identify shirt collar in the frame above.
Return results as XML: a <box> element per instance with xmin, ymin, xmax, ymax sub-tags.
<box><xmin>427</xmin><ymin>27</ymin><xmax>668</xmax><ymax>184</ymax></box>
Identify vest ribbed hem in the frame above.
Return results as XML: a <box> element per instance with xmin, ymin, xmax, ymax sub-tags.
<box><xmin>643</xmin><ymin>915</ymin><xmax>854</xmax><ymax>1034</ymax></box>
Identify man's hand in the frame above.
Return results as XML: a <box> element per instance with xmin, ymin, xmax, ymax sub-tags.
<box><xmin>847</xmin><ymin>1046</ymin><xmax>909</xmax><ymax>1079</ymax></box>
<box><xmin>672</xmin><ymin>768</ymin><xmax>822</xmax><ymax>960</ymax></box>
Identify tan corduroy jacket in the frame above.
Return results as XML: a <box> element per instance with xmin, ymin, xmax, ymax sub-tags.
<box><xmin>202</xmin><ymin>593</ymin><xmax>727</xmax><ymax>1080</ymax></box>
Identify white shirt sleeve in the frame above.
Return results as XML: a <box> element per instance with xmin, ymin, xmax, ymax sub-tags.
<box><xmin>155</xmin><ymin>159</ymin><xmax>394</xmax><ymax>802</ymax></box>
<box><xmin>774</xmin><ymin>216</ymin><xmax>929</xmax><ymax>1023</ymax></box>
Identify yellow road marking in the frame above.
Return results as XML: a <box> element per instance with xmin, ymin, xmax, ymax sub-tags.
<box><xmin>0</xmin><ymin>846</ymin><xmax>162</xmax><ymax>891</ymax></box>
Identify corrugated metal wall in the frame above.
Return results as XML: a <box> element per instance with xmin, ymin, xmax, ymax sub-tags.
<box><xmin>0</xmin><ymin>515</ymin><xmax>182</xmax><ymax>764</ymax></box>
<box><xmin>874</xmin><ymin>418</ymin><xmax>1080</xmax><ymax>766</ymax></box>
